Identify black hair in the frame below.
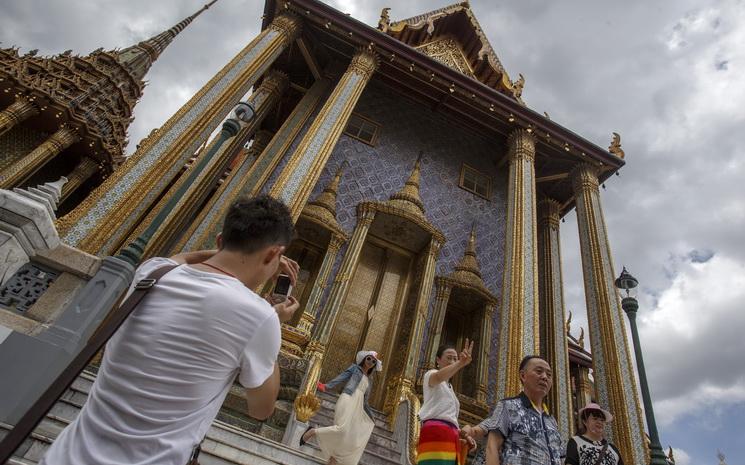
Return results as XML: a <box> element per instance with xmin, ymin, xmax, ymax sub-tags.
<box><xmin>358</xmin><ymin>357</ymin><xmax>376</xmax><ymax>375</ymax></box>
<box><xmin>436</xmin><ymin>344</ymin><xmax>457</xmax><ymax>359</ymax></box>
<box><xmin>220</xmin><ymin>195</ymin><xmax>294</xmax><ymax>254</ymax></box>
<box><xmin>578</xmin><ymin>408</ymin><xmax>606</xmax><ymax>434</ymax></box>
<box><xmin>519</xmin><ymin>355</ymin><xmax>547</xmax><ymax>372</ymax></box>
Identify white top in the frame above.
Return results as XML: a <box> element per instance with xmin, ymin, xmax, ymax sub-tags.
<box><xmin>418</xmin><ymin>369</ymin><xmax>460</xmax><ymax>426</ymax></box>
<box><xmin>41</xmin><ymin>257</ymin><xmax>281</xmax><ymax>465</ymax></box>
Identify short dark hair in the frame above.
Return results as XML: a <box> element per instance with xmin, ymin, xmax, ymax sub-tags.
<box><xmin>220</xmin><ymin>195</ymin><xmax>294</xmax><ymax>253</ymax></box>
<box><xmin>436</xmin><ymin>344</ymin><xmax>456</xmax><ymax>359</ymax></box>
<box><xmin>519</xmin><ymin>355</ymin><xmax>547</xmax><ymax>372</ymax></box>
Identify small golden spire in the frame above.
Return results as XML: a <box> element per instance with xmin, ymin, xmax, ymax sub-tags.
<box><xmin>609</xmin><ymin>132</ymin><xmax>625</xmax><ymax>159</ymax></box>
<box><xmin>578</xmin><ymin>327</ymin><xmax>585</xmax><ymax>349</ymax></box>
<box><xmin>448</xmin><ymin>223</ymin><xmax>492</xmax><ymax>297</ymax></box>
<box><xmin>301</xmin><ymin>164</ymin><xmax>346</xmax><ymax>237</ymax></box>
<box><xmin>388</xmin><ymin>152</ymin><xmax>426</xmax><ymax>217</ymax></box>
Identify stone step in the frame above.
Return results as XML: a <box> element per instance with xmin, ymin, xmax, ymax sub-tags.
<box><xmin>309</xmin><ymin>408</ymin><xmax>398</xmax><ymax>449</ymax></box>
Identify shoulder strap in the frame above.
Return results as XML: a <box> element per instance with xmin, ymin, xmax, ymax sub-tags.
<box><xmin>119</xmin><ymin>264</ymin><xmax>179</xmax><ymax>314</ymax></box>
<box><xmin>592</xmin><ymin>441</ymin><xmax>609</xmax><ymax>465</ymax></box>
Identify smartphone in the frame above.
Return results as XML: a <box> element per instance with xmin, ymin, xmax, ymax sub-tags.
<box><xmin>271</xmin><ymin>274</ymin><xmax>293</xmax><ymax>303</ymax></box>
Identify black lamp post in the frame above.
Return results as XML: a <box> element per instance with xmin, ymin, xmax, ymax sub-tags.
<box><xmin>614</xmin><ymin>267</ymin><xmax>668</xmax><ymax>465</ymax></box>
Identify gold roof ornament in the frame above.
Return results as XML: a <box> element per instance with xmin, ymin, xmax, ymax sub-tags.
<box><xmin>511</xmin><ymin>73</ymin><xmax>525</xmax><ymax>99</ymax></box>
<box><xmin>447</xmin><ymin>224</ymin><xmax>492</xmax><ymax>297</ymax></box>
<box><xmin>566</xmin><ymin>310</ymin><xmax>573</xmax><ymax>336</ymax></box>
<box><xmin>717</xmin><ymin>450</ymin><xmax>727</xmax><ymax>465</ymax></box>
<box><xmin>387</xmin><ymin>152</ymin><xmax>426</xmax><ymax>218</ymax></box>
<box><xmin>301</xmin><ymin>163</ymin><xmax>346</xmax><ymax>238</ymax></box>
<box><xmin>578</xmin><ymin>327</ymin><xmax>585</xmax><ymax>349</ymax></box>
<box><xmin>609</xmin><ymin>132</ymin><xmax>625</xmax><ymax>159</ymax></box>
<box><xmin>378</xmin><ymin>7</ymin><xmax>391</xmax><ymax>32</ymax></box>
<box><xmin>667</xmin><ymin>447</ymin><xmax>675</xmax><ymax>465</ymax></box>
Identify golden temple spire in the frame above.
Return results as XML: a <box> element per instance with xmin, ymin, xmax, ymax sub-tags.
<box><xmin>117</xmin><ymin>0</ymin><xmax>219</xmax><ymax>81</ymax></box>
<box><xmin>449</xmin><ymin>223</ymin><xmax>489</xmax><ymax>290</ymax></box>
<box><xmin>388</xmin><ymin>151</ymin><xmax>426</xmax><ymax>217</ymax></box>
<box><xmin>301</xmin><ymin>163</ymin><xmax>345</xmax><ymax>237</ymax></box>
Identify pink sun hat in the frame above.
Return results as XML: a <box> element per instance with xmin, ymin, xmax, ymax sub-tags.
<box><xmin>579</xmin><ymin>402</ymin><xmax>614</xmax><ymax>422</ymax></box>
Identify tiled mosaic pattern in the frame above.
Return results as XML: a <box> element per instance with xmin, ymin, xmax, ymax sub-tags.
<box><xmin>0</xmin><ymin>125</ymin><xmax>49</xmax><ymax>173</ymax></box>
<box><xmin>496</xmin><ymin>155</ymin><xmax>537</xmax><ymax>402</ymax></box>
<box><xmin>577</xmin><ymin>187</ymin><xmax>646</xmax><ymax>465</ymax></box>
<box><xmin>277</xmin><ymin>80</ymin><xmax>509</xmax><ymax>402</ymax></box>
<box><xmin>63</xmin><ymin>29</ymin><xmax>282</xmax><ymax>250</ymax></box>
<box><xmin>548</xmin><ymin>224</ymin><xmax>571</xmax><ymax>439</ymax></box>
<box><xmin>279</xmin><ymin>74</ymin><xmax>363</xmax><ymax>205</ymax></box>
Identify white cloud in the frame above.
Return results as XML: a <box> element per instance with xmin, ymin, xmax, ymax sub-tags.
<box><xmin>639</xmin><ymin>254</ymin><xmax>745</xmax><ymax>426</ymax></box>
<box><xmin>672</xmin><ymin>447</ymin><xmax>692</xmax><ymax>465</ymax></box>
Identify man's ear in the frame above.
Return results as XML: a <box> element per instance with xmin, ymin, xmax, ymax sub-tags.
<box><xmin>216</xmin><ymin>233</ymin><xmax>224</xmax><ymax>250</ymax></box>
<box><xmin>262</xmin><ymin>245</ymin><xmax>285</xmax><ymax>265</ymax></box>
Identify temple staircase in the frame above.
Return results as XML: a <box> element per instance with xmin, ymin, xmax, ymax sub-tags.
<box><xmin>300</xmin><ymin>390</ymin><xmax>407</xmax><ymax>465</ymax></box>
<box><xmin>1</xmin><ymin>372</ymin><xmax>410</xmax><ymax>465</ymax></box>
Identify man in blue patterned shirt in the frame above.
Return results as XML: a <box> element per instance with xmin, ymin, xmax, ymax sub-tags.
<box><xmin>463</xmin><ymin>355</ymin><xmax>564</xmax><ymax>465</ymax></box>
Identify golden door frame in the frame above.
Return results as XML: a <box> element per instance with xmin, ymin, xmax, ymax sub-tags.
<box><xmin>320</xmin><ymin>200</ymin><xmax>445</xmax><ymax>411</ymax></box>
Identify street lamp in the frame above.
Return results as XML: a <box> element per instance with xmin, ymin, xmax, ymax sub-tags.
<box><xmin>615</xmin><ymin>267</ymin><xmax>668</xmax><ymax>465</ymax></box>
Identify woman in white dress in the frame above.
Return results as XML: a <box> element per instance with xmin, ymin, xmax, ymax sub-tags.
<box><xmin>300</xmin><ymin>350</ymin><xmax>381</xmax><ymax>465</ymax></box>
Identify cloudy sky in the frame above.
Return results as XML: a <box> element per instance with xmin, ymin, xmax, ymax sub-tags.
<box><xmin>2</xmin><ymin>0</ymin><xmax>743</xmax><ymax>463</ymax></box>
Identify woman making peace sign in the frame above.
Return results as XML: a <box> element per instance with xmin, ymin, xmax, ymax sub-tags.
<box><xmin>416</xmin><ymin>339</ymin><xmax>476</xmax><ymax>465</ymax></box>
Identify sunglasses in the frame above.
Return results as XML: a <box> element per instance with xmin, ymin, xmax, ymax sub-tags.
<box><xmin>364</xmin><ymin>356</ymin><xmax>376</xmax><ymax>362</ymax></box>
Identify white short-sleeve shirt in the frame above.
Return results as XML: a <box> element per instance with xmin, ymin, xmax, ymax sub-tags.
<box><xmin>41</xmin><ymin>258</ymin><xmax>281</xmax><ymax>465</ymax></box>
<box><xmin>418</xmin><ymin>369</ymin><xmax>460</xmax><ymax>426</ymax></box>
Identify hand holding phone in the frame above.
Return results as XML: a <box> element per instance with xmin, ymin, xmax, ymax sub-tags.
<box><xmin>271</xmin><ymin>274</ymin><xmax>293</xmax><ymax>303</ymax></box>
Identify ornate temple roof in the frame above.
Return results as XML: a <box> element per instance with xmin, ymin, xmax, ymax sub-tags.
<box><xmin>380</xmin><ymin>2</ymin><xmax>521</xmax><ymax>99</ymax></box>
<box><xmin>0</xmin><ymin>1</ymin><xmax>217</xmax><ymax>169</ymax></box>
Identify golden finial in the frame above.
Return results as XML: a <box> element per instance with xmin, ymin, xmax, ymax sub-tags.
<box><xmin>511</xmin><ymin>73</ymin><xmax>525</xmax><ymax>98</ymax></box>
<box><xmin>387</xmin><ymin>152</ymin><xmax>426</xmax><ymax>217</ymax></box>
<box><xmin>301</xmin><ymin>163</ymin><xmax>346</xmax><ymax>238</ymax></box>
<box><xmin>609</xmin><ymin>132</ymin><xmax>625</xmax><ymax>159</ymax></box>
<box><xmin>566</xmin><ymin>311</ymin><xmax>572</xmax><ymax>336</ymax></box>
<box><xmin>578</xmin><ymin>327</ymin><xmax>585</xmax><ymax>349</ymax></box>
<box><xmin>378</xmin><ymin>7</ymin><xmax>391</xmax><ymax>32</ymax></box>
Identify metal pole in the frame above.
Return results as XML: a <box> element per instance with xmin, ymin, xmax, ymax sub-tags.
<box><xmin>621</xmin><ymin>296</ymin><xmax>668</xmax><ymax>465</ymax></box>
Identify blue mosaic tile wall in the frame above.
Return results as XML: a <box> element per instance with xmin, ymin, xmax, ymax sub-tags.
<box><xmin>263</xmin><ymin>79</ymin><xmax>509</xmax><ymax>403</ymax></box>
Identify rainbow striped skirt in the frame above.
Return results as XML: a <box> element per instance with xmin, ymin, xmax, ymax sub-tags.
<box><xmin>416</xmin><ymin>419</ymin><xmax>467</xmax><ymax>465</ymax></box>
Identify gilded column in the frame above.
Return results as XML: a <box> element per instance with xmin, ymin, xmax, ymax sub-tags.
<box><xmin>0</xmin><ymin>126</ymin><xmax>79</xmax><ymax>189</ymax></box>
<box><xmin>178</xmin><ymin>77</ymin><xmax>330</xmax><ymax>251</ymax></box>
<box><xmin>496</xmin><ymin>128</ymin><xmax>540</xmax><ymax>400</ymax></box>
<box><xmin>572</xmin><ymin>163</ymin><xmax>646</xmax><ymax>465</ymax></box>
<box><xmin>294</xmin><ymin>206</ymin><xmax>376</xmax><ymax>422</ymax></box>
<box><xmin>127</xmin><ymin>70</ymin><xmax>288</xmax><ymax>257</ymax></box>
<box><xmin>61</xmin><ymin>157</ymin><xmax>100</xmax><ymax>202</ymax></box>
<box><xmin>0</xmin><ymin>96</ymin><xmax>39</xmax><ymax>137</ymax></box>
<box><xmin>405</xmin><ymin>239</ymin><xmax>442</xmax><ymax>380</ymax></box>
<box><xmin>538</xmin><ymin>198</ymin><xmax>573</xmax><ymax>439</ymax></box>
<box><xmin>296</xmin><ymin>234</ymin><xmax>345</xmax><ymax>343</ymax></box>
<box><xmin>270</xmin><ymin>49</ymin><xmax>378</xmax><ymax>221</ymax></box>
<box><xmin>423</xmin><ymin>278</ymin><xmax>452</xmax><ymax>370</ymax></box>
<box><xmin>476</xmin><ymin>302</ymin><xmax>496</xmax><ymax>404</ymax></box>
<box><xmin>58</xmin><ymin>13</ymin><xmax>302</xmax><ymax>255</ymax></box>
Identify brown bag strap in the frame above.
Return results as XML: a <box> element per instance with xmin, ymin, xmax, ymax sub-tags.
<box><xmin>592</xmin><ymin>442</ymin><xmax>609</xmax><ymax>465</ymax></box>
<box><xmin>119</xmin><ymin>264</ymin><xmax>180</xmax><ymax>315</ymax></box>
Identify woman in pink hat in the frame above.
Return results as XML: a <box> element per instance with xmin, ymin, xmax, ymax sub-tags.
<box><xmin>299</xmin><ymin>350</ymin><xmax>381</xmax><ymax>465</ymax></box>
<box><xmin>566</xmin><ymin>403</ymin><xmax>624</xmax><ymax>465</ymax></box>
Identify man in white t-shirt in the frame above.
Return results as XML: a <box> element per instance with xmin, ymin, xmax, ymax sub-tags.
<box><xmin>41</xmin><ymin>195</ymin><xmax>300</xmax><ymax>465</ymax></box>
